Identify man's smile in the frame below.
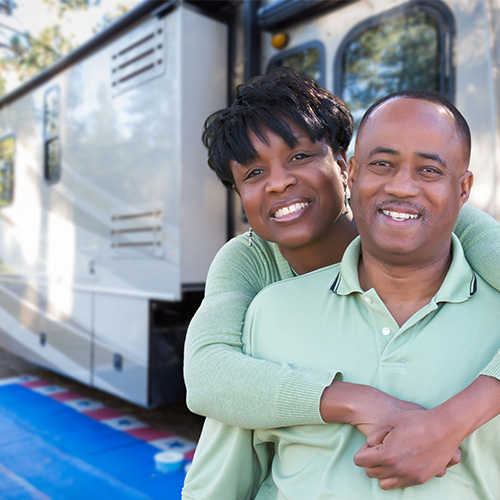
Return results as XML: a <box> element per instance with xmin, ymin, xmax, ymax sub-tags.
<box><xmin>381</xmin><ymin>209</ymin><xmax>420</xmax><ymax>221</ymax></box>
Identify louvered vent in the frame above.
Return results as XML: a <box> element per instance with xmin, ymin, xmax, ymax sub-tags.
<box><xmin>111</xmin><ymin>205</ymin><xmax>165</xmax><ymax>258</ymax></box>
<box><xmin>111</xmin><ymin>18</ymin><xmax>166</xmax><ymax>96</ymax></box>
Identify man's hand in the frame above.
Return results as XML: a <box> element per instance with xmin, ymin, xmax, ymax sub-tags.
<box><xmin>353</xmin><ymin>409</ymin><xmax>462</xmax><ymax>489</ymax></box>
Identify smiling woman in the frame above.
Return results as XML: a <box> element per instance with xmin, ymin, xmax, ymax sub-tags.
<box><xmin>230</xmin><ymin>120</ymin><xmax>352</xmax><ymax>274</ymax></box>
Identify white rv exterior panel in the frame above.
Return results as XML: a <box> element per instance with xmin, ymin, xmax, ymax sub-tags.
<box><xmin>179</xmin><ymin>7</ymin><xmax>228</xmax><ymax>285</ymax></box>
<box><xmin>0</xmin><ymin>3</ymin><xmax>228</xmax><ymax>403</ymax></box>
<box><xmin>93</xmin><ymin>294</ymin><xmax>149</xmax><ymax>406</ymax></box>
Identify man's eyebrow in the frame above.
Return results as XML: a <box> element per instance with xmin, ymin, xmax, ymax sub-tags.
<box><xmin>416</xmin><ymin>151</ymin><xmax>447</xmax><ymax>166</ymax></box>
<box><xmin>368</xmin><ymin>147</ymin><xmax>448</xmax><ymax>167</ymax></box>
<box><xmin>368</xmin><ymin>146</ymin><xmax>400</xmax><ymax>157</ymax></box>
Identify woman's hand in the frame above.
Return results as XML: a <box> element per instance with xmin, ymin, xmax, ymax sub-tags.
<box><xmin>353</xmin><ymin>408</ymin><xmax>462</xmax><ymax>489</ymax></box>
<box><xmin>320</xmin><ymin>381</ymin><xmax>423</xmax><ymax>434</ymax></box>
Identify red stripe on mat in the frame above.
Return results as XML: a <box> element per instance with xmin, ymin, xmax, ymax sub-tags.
<box><xmin>19</xmin><ymin>380</ymin><xmax>51</xmax><ymax>389</ymax></box>
<box><xmin>125</xmin><ymin>428</ymin><xmax>174</xmax><ymax>441</ymax></box>
<box><xmin>49</xmin><ymin>391</ymin><xmax>82</xmax><ymax>402</ymax></box>
<box><xmin>83</xmin><ymin>407</ymin><xmax>124</xmax><ymax>420</ymax></box>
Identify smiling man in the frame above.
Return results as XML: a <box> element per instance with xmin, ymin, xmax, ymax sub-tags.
<box><xmin>240</xmin><ymin>90</ymin><xmax>500</xmax><ymax>499</ymax></box>
<box><xmin>347</xmin><ymin>93</ymin><xmax>473</xmax><ymax>325</ymax></box>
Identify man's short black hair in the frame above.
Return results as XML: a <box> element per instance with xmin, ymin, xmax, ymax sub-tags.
<box><xmin>202</xmin><ymin>66</ymin><xmax>353</xmax><ymax>189</ymax></box>
<box><xmin>358</xmin><ymin>89</ymin><xmax>471</xmax><ymax>161</ymax></box>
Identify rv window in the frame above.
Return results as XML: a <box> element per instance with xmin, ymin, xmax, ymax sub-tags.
<box><xmin>336</xmin><ymin>3</ymin><xmax>453</xmax><ymax>133</ymax></box>
<box><xmin>268</xmin><ymin>42</ymin><xmax>325</xmax><ymax>85</ymax></box>
<box><xmin>0</xmin><ymin>136</ymin><xmax>15</xmax><ymax>207</ymax></box>
<box><xmin>43</xmin><ymin>86</ymin><xmax>61</xmax><ymax>183</ymax></box>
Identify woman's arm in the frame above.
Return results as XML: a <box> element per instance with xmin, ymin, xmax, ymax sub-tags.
<box><xmin>455</xmin><ymin>203</ymin><xmax>500</xmax><ymax>290</ymax></box>
<box><xmin>183</xmin><ymin>233</ymin><xmax>338</xmax><ymax>429</ymax></box>
<box><xmin>454</xmin><ymin>203</ymin><xmax>500</xmax><ymax>403</ymax></box>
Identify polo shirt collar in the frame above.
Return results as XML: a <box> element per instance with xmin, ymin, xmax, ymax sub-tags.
<box><xmin>332</xmin><ymin>234</ymin><xmax>476</xmax><ymax>304</ymax></box>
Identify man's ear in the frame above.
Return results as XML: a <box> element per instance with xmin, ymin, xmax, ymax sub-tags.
<box><xmin>459</xmin><ymin>170</ymin><xmax>473</xmax><ymax>207</ymax></box>
<box><xmin>347</xmin><ymin>156</ymin><xmax>358</xmax><ymax>193</ymax></box>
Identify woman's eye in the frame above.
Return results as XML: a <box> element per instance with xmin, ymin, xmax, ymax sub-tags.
<box><xmin>291</xmin><ymin>153</ymin><xmax>309</xmax><ymax>161</ymax></box>
<box><xmin>244</xmin><ymin>168</ymin><xmax>263</xmax><ymax>180</ymax></box>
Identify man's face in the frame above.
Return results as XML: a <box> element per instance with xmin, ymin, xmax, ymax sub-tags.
<box><xmin>348</xmin><ymin>97</ymin><xmax>473</xmax><ymax>265</ymax></box>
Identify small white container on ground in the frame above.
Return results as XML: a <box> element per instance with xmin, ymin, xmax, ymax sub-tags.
<box><xmin>154</xmin><ymin>450</ymin><xmax>185</xmax><ymax>473</ymax></box>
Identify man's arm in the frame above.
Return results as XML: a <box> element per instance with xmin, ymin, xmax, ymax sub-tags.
<box><xmin>353</xmin><ymin>374</ymin><xmax>500</xmax><ymax>489</ymax></box>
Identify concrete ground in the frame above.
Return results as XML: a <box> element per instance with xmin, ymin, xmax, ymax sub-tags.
<box><xmin>0</xmin><ymin>347</ymin><xmax>204</xmax><ymax>443</ymax></box>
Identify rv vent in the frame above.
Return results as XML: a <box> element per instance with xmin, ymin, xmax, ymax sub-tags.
<box><xmin>110</xmin><ymin>205</ymin><xmax>165</xmax><ymax>259</ymax></box>
<box><xmin>111</xmin><ymin>18</ymin><xmax>166</xmax><ymax>96</ymax></box>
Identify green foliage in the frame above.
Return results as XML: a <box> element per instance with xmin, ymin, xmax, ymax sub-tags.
<box><xmin>341</xmin><ymin>9</ymin><xmax>440</xmax><ymax>129</ymax></box>
<box><xmin>0</xmin><ymin>0</ymin><xmax>131</xmax><ymax>96</ymax></box>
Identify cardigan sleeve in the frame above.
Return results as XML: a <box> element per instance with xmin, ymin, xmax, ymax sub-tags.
<box><xmin>183</xmin><ymin>234</ymin><xmax>339</xmax><ymax>429</ymax></box>
<box><xmin>454</xmin><ymin>204</ymin><xmax>500</xmax><ymax>380</ymax></box>
<box><xmin>454</xmin><ymin>204</ymin><xmax>500</xmax><ymax>290</ymax></box>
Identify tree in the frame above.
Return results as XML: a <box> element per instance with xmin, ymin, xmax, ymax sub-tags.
<box><xmin>0</xmin><ymin>0</ymin><xmax>134</xmax><ymax>96</ymax></box>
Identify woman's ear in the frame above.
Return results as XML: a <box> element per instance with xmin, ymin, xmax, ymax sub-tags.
<box><xmin>347</xmin><ymin>156</ymin><xmax>358</xmax><ymax>193</ymax></box>
<box><xmin>336</xmin><ymin>150</ymin><xmax>348</xmax><ymax>186</ymax></box>
<box><xmin>336</xmin><ymin>150</ymin><xmax>348</xmax><ymax>171</ymax></box>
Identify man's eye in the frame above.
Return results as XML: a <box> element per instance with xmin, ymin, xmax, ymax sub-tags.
<box><xmin>372</xmin><ymin>161</ymin><xmax>390</xmax><ymax>167</ymax></box>
<box><xmin>421</xmin><ymin>167</ymin><xmax>442</xmax><ymax>176</ymax></box>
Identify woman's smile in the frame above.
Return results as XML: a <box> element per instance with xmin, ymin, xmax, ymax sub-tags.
<box><xmin>271</xmin><ymin>200</ymin><xmax>311</xmax><ymax>220</ymax></box>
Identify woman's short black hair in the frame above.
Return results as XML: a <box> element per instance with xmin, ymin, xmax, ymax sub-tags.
<box><xmin>202</xmin><ymin>66</ymin><xmax>353</xmax><ymax>189</ymax></box>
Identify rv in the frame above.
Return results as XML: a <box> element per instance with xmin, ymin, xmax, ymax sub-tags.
<box><xmin>0</xmin><ymin>0</ymin><xmax>498</xmax><ymax>407</ymax></box>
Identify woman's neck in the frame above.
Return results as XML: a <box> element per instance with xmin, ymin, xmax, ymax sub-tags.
<box><xmin>279</xmin><ymin>210</ymin><xmax>359</xmax><ymax>275</ymax></box>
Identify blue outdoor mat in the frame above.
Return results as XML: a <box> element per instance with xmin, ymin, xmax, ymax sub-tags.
<box><xmin>0</xmin><ymin>376</ymin><xmax>196</xmax><ymax>499</ymax></box>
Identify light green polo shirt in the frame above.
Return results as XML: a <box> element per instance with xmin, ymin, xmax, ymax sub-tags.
<box><xmin>244</xmin><ymin>235</ymin><xmax>500</xmax><ymax>500</ymax></box>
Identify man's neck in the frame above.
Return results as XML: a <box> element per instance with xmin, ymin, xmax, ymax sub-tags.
<box><xmin>358</xmin><ymin>246</ymin><xmax>452</xmax><ymax>327</ymax></box>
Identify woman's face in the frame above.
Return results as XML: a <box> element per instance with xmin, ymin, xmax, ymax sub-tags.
<box><xmin>230</xmin><ymin>120</ymin><xmax>347</xmax><ymax>254</ymax></box>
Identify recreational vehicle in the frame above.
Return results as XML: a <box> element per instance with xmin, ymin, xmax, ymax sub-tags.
<box><xmin>0</xmin><ymin>0</ymin><xmax>498</xmax><ymax>407</ymax></box>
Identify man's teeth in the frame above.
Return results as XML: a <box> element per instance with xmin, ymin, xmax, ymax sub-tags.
<box><xmin>382</xmin><ymin>210</ymin><xmax>419</xmax><ymax>221</ymax></box>
<box><xmin>274</xmin><ymin>202</ymin><xmax>309</xmax><ymax>219</ymax></box>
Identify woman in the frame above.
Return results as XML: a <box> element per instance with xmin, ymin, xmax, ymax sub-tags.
<box><xmin>183</xmin><ymin>67</ymin><xmax>500</xmax><ymax>498</ymax></box>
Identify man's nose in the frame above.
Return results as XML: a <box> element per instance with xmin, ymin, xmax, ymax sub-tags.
<box><xmin>384</xmin><ymin>167</ymin><xmax>420</xmax><ymax>198</ymax></box>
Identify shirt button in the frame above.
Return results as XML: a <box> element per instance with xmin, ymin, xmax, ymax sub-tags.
<box><xmin>381</xmin><ymin>327</ymin><xmax>391</xmax><ymax>336</ymax></box>
<box><xmin>363</xmin><ymin>297</ymin><xmax>372</xmax><ymax>304</ymax></box>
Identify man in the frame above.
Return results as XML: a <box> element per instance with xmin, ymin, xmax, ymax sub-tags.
<box><xmin>241</xmin><ymin>90</ymin><xmax>500</xmax><ymax>498</ymax></box>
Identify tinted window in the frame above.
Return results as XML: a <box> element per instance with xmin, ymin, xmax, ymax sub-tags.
<box><xmin>338</xmin><ymin>4</ymin><xmax>453</xmax><ymax>133</ymax></box>
<box><xmin>268</xmin><ymin>43</ymin><xmax>324</xmax><ymax>85</ymax></box>
<box><xmin>0</xmin><ymin>136</ymin><xmax>15</xmax><ymax>207</ymax></box>
<box><xmin>44</xmin><ymin>86</ymin><xmax>61</xmax><ymax>183</ymax></box>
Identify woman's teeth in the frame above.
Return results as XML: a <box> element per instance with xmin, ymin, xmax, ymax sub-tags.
<box><xmin>273</xmin><ymin>202</ymin><xmax>309</xmax><ymax>219</ymax></box>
